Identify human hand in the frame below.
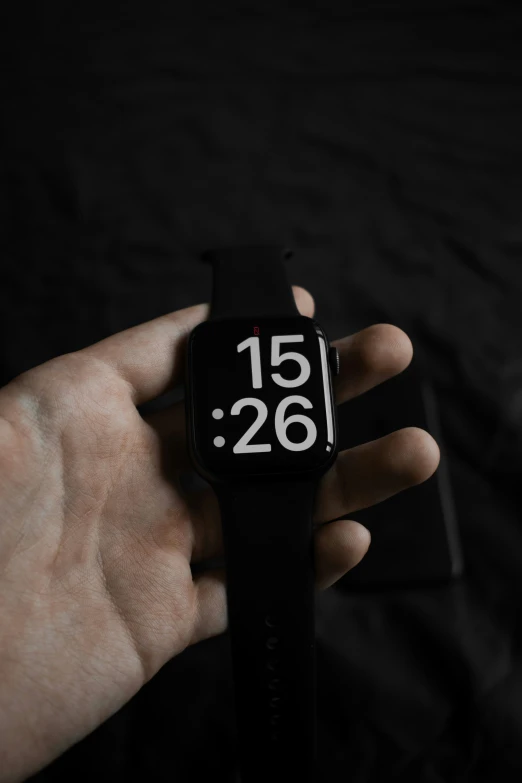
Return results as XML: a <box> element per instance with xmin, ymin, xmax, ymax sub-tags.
<box><xmin>0</xmin><ymin>287</ymin><xmax>439</xmax><ymax>782</ymax></box>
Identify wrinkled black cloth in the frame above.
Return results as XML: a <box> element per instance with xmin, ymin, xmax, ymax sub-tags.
<box><xmin>2</xmin><ymin>2</ymin><xmax>522</xmax><ymax>781</ymax></box>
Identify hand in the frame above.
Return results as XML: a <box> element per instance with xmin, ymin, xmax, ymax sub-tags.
<box><xmin>0</xmin><ymin>288</ymin><xmax>439</xmax><ymax>782</ymax></box>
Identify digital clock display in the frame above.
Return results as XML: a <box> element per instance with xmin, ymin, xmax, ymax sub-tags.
<box><xmin>186</xmin><ymin>316</ymin><xmax>337</xmax><ymax>479</ymax></box>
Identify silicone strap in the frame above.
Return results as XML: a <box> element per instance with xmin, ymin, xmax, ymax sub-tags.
<box><xmin>202</xmin><ymin>245</ymin><xmax>300</xmax><ymax>320</ymax></box>
<box><xmin>214</xmin><ymin>480</ymin><xmax>318</xmax><ymax>783</ymax></box>
<box><xmin>203</xmin><ymin>245</ymin><xmax>318</xmax><ymax>780</ymax></box>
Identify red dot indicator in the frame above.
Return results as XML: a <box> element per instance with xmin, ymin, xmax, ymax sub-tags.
<box><xmin>254</xmin><ymin>326</ymin><xmax>260</xmax><ymax>335</ymax></box>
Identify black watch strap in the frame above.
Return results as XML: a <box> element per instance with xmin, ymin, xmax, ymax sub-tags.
<box><xmin>214</xmin><ymin>479</ymin><xmax>318</xmax><ymax>783</ymax></box>
<box><xmin>202</xmin><ymin>245</ymin><xmax>300</xmax><ymax>320</ymax></box>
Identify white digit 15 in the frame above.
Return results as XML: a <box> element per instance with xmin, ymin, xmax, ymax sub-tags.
<box><xmin>237</xmin><ymin>334</ymin><xmax>311</xmax><ymax>389</ymax></box>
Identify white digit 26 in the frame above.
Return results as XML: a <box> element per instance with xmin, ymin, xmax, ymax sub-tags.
<box><xmin>232</xmin><ymin>395</ymin><xmax>317</xmax><ymax>453</ymax></box>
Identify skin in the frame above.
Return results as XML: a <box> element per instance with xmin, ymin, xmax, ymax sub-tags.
<box><xmin>0</xmin><ymin>287</ymin><xmax>440</xmax><ymax>782</ymax></box>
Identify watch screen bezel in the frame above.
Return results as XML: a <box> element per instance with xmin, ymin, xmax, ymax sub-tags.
<box><xmin>185</xmin><ymin>316</ymin><xmax>339</xmax><ymax>483</ymax></box>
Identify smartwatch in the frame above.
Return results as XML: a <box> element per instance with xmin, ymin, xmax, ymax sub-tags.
<box><xmin>185</xmin><ymin>245</ymin><xmax>340</xmax><ymax>783</ymax></box>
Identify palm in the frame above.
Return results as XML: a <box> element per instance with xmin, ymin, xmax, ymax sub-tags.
<box><xmin>2</xmin><ymin>352</ymin><xmax>204</xmax><ymax>687</ymax></box>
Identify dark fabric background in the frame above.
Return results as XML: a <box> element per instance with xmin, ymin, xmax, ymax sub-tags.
<box><xmin>2</xmin><ymin>2</ymin><xmax>522</xmax><ymax>781</ymax></box>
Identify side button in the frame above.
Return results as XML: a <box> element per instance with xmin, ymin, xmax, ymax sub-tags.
<box><xmin>329</xmin><ymin>346</ymin><xmax>340</xmax><ymax>376</ymax></box>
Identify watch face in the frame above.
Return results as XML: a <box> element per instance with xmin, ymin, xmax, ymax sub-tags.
<box><xmin>187</xmin><ymin>316</ymin><xmax>337</xmax><ymax>479</ymax></box>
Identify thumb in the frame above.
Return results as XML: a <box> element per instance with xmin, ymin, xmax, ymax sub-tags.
<box><xmin>80</xmin><ymin>302</ymin><xmax>209</xmax><ymax>407</ymax></box>
<box><xmin>78</xmin><ymin>285</ymin><xmax>315</xmax><ymax>408</ymax></box>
